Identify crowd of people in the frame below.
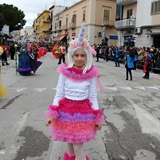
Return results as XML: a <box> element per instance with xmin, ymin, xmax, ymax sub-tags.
<box><xmin>93</xmin><ymin>44</ymin><xmax>160</xmax><ymax>80</ymax></box>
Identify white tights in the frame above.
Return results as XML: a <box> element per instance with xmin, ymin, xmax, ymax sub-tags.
<box><xmin>67</xmin><ymin>143</ymin><xmax>86</xmax><ymax>160</ymax></box>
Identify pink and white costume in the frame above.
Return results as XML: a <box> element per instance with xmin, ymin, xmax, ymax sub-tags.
<box><xmin>46</xmin><ymin>63</ymin><xmax>104</xmax><ymax>144</ymax></box>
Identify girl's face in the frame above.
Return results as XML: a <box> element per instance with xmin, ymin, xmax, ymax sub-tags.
<box><xmin>72</xmin><ymin>49</ymin><xmax>87</xmax><ymax>69</ymax></box>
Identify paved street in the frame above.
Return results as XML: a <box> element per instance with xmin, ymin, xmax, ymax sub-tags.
<box><xmin>0</xmin><ymin>53</ymin><xmax>160</xmax><ymax>160</ymax></box>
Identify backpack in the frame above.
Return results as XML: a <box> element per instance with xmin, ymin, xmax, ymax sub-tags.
<box><xmin>148</xmin><ymin>53</ymin><xmax>153</xmax><ymax>62</ymax></box>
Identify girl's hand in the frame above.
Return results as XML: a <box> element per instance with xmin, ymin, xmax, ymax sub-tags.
<box><xmin>45</xmin><ymin>117</ymin><xmax>54</xmax><ymax>126</ymax></box>
<box><xmin>95</xmin><ymin>124</ymin><xmax>102</xmax><ymax>130</ymax></box>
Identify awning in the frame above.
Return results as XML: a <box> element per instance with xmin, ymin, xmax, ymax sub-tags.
<box><xmin>53</xmin><ymin>35</ymin><xmax>66</xmax><ymax>42</ymax></box>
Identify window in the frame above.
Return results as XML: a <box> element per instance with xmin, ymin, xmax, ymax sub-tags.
<box><xmin>66</xmin><ymin>17</ymin><xmax>68</xmax><ymax>26</ymax></box>
<box><xmin>103</xmin><ymin>10</ymin><xmax>110</xmax><ymax>21</ymax></box>
<box><xmin>72</xmin><ymin>14</ymin><xmax>76</xmax><ymax>22</ymax></box>
<box><xmin>83</xmin><ymin>10</ymin><xmax>86</xmax><ymax>21</ymax></box>
<box><xmin>151</xmin><ymin>1</ymin><xmax>160</xmax><ymax>14</ymax></box>
<box><xmin>127</xmin><ymin>9</ymin><xmax>133</xmax><ymax>19</ymax></box>
<box><xmin>59</xmin><ymin>20</ymin><xmax>61</xmax><ymax>27</ymax></box>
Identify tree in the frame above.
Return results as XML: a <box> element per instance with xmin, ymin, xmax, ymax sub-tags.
<box><xmin>0</xmin><ymin>3</ymin><xmax>26</xmax><ymax>32</ymax></box>
<box><xmin>0</xmin><ymin>13</ymin><xmax>5</xmax><ymax>31</ymax></box>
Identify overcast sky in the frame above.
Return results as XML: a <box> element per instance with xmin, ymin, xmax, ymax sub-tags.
<box><xmin>1</xmin><ymin>0</ymin><xmax>80</xmax><ymax>27</ymax></box>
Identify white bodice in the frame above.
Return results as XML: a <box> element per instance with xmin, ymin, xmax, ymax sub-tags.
<box><xmin>53</xmin><ymin>73</ymin><xmax>99</xmax><ymax>110</ymax></box>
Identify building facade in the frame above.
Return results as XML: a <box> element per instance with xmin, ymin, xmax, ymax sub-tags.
<box><xmin>51</xmin><ymin>0</ymin><xmax>117</xmax><ymax>46</ymax></box>
<box><xmin>32</xmin><ymin>10</ymin><xmax>51</xmax><ymax>42</ymax></box>
<box><xmin>116</xmin><ymin>0</ymin><xmax>160</xmax><ymax>48</ymax></box>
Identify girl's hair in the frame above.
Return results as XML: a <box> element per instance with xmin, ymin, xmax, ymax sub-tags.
<box><xmin>129</xmin><ymin>48</ymin><xmax>135</xmax><ymax>57</ymax></box>
<box><xmin>67</xmin><ymin>46</ymin><xmax>93</xmax><ymax>74</ymax></box>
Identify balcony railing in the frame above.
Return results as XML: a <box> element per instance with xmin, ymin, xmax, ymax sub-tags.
<box><xmin>117</xmin><ymin>0</ymin><xmax>137</xmax><ymax>5</ymax></box>
<box><xmin>42</xmin><ymin>28</ymin><xmax>50</xmax><ymax>32</ymax></box>
<box><xmin>102</xmin><ymin>20</ymin><xmax>115</xmax><ymax>26</ymax></box>
<box><xmin>63</xmin><ymin>25</ymin><xmax>69</xmax><ymax>30</ymax></box>
<box><xmin>42</xmin><ymin>18</ymin><xmax>51</xmax><ymax>23</ymax></box>
<box><xmin>56</xmin><ymin>26</ymin><xmax>62</xmax><ymax>31</ymax></box>
<box><xmin>69</xmin><ymin>22</ymin><xmax>76</xmax><ymax>29</ymax></box>
<box><xmin>52</xmin><ymin>28</ymin><xmax>57</xmax><ymax>32</ymax></box>
<box><xmin>115</xmin><ymin>18</ymin><xmax>136</xmax><ymax>29</ymax></box>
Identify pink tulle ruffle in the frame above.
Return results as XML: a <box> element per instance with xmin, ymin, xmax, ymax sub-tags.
<box><xmin>57</xmin><ymin>63</ymin><xmax>100</xmax><ymax>81</ymax></box>
<box><xmin>46</xmin><ymin>98</ymin><xmax>104</xmax><ymax>143</ymax></box>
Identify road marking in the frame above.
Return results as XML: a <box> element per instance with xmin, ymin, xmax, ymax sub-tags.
<box><xmin>146</xmin><ymin>86</ymin><xmax>159</xmax><ymax>90</ymax></box>
<box><xmin>105</xmin><ymin>87</ymin><xmax>118</xmax><ymax>91</ymax></box>
<box><xmin>35</xmin><ymin>88</ymin><xmax>47</xmax><ymax>92</ymax></box>
<box><xmin>9</xmin><ymin>112</ymin><xmax>30</xmax><ymax>154</ymax></box>
<box><xmin>16</xmin><ymin>87</ymin><xmax>27</xmax><ymax>92</ymax></box>
<box><xmin>134</xmin><ymin>86</ymin><xmax>146</xmax><ymax>90</ymax></box>
<box><xmin>119</xmin><ymin>87</ymin><xmax>132</xmax><ymax>91</ymax></box>
<box><xmin>0</xmin><ymin>149</ymin><xmax>5</xmax><ymax>154</ymax></box>
<box><xmin>52</xmin><ymin>88</ymin><xmax>57</xmax><ymax>90</ymax></box>
<box><xmin>133</xmin><ymin>102</ymin><xmax>160</xmax><ymax>136</ymax></box>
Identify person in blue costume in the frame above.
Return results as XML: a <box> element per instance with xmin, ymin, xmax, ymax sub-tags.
<box><xmin>18</xmin><ymin>43</ymin><xmax>42</xmax><ymax>75</ymax></box>
<box><xmin>18</xmin><ymin>44</ymin><xmax>32</xmax><ymax>75</ymax></box>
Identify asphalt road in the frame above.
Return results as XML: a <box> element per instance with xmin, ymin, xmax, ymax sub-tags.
<box><xmin>0</xmin><ymin>53</ymin><xmax>160</xmax><ymax>160</ymax></box>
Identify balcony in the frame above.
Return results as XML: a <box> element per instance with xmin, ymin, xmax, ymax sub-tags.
<box><xmin>117</xmin><ymin>0</ymin><xmax>137</xmax><ymax>6</ymax></box>
<box><xmin>69</xmin><ymin>22</ymin><xmax>76</xmax><ymax>29</ymax></box>
<box><xmin>63</xmin><ymin>25</ymin><xmax>69</xmax><ymax>30</ymax></box>
<box><xmin>115</xmin><ymin>18</ymin><xmax>136</xmax><ymax>29</ymax></box>
<box><xmin>42</xmin><ymin>18</ymin><xmax>51</xmax><ymax>23</ymax></box>
<box><xmin>42</xmin><ymin>28</ymin><xmax>50</xmax><ymax>32</ymax></box>
<box><xmin>52</xmin><ymin>28</ymin><xmax>57</xmax><ymax>32</ymax></box>
<box><xmin>56</xmin><ymin>26</ymin><xmax>62</xmax><ymax>31</ymax></box>
<box><xmin>102</xmin><ymin>20</ymin><xmax>115</xmax><ymax>27</ymax></box>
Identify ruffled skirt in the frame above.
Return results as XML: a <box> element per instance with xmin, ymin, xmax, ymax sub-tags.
<box><xmin>46</xmin><ymin>98</ymin><xmax>104</xmax><ymax>144</ymax></box>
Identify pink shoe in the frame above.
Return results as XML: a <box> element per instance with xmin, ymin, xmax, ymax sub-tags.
<box><xmin>63</xmin><ymin>152</ymin><xmax>76</xmax><ymax>160</ymax></box>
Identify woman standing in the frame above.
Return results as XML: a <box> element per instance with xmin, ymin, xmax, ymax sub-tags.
<box><xmin>45</xmin><ymin>23</ymin><xmax>104</xmax><ymax>160</ymax></box>
<box><xmin>125</xmin><ymin>48</ymin><xmax>135</xmax><ymax>81</ymax></box>
<box><xmin>18</xmin><ymin>44</ymin><xmax>32</xmax><ymax>75</ymax></box>
<box><xmin>143</xmin><ymin>47</ymin><xmax>152</xmax><ymax>79</ymax></box>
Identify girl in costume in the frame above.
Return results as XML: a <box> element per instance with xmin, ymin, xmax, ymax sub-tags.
<box><xmin>0</xmin><ymin>65</ymin><xmax>7</xmax><ymax>97</ymax></box>
<box><xmin>18</xmin><ymin>44</ymin><xmax>32</xmax><ymax>75</ymax></box>
<box><xmin>45</xmin><ymin>23</ymin><xmax>104</xmax><ymax>160</ymax></box>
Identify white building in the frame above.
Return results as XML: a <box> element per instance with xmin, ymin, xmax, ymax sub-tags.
<box><xmin>116</xmin><ymin>0</ymin><xmax>160</xmax><ymax>48</ymax></box>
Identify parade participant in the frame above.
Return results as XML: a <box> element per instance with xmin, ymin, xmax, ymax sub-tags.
<box><xmin>51</xmin><ymin>44</ymin><xmax>61</xmax><ymax>59</ymax></box>
<box><xmin>143</xmin><ymin>47</ymin><xmax>152</xmax><ymax>79</ymax></box>
<box><xmin>125</xmin><ymin>48</ymin><xmax>135</xmax><ymax>81</ymax></box>
<box><xmin>17</xmin><ymin>43</ymin><xmax>42</xmax><ymax>75</ymax></box>
<box><xmin>45</xmin><ymin>23</ymin><xmax>104</xmax><ymax>160</ymax></box>
<box><xmin>0</xmin><ymin>64</ymin><xmax>7</xmax><ymax>97</ymax></box>
<box><xmin>18</xmin><ymin>44</ymin><xmax>32</xmax><ymax>75</ymax></box>
<box><xmin>58</xmin><ymin>43</ymin><xmax>66</xmax><ymax>64</ymax></box>
<box><xmin>1</xmin><ymin>43</ymin><xmax>9</xmax><ymax>66</ymax></box>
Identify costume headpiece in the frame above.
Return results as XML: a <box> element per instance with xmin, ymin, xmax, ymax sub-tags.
<box><xmin>67</xmin><ymin>23</ymin><xmax>96</xmax><ymax>73</ymax></box>
<box><xmin>68</xmin><ymin>23</ymin><xmax>96</xmax><ymax>55</ymax></box>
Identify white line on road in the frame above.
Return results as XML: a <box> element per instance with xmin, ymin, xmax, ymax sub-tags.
<box><xmin>105</xmin><ymin>87</ymin><xmax>118</xmax><ymax>91</ymax></box>
<box><xmin>35</xmin><ymin>88</ymin><xmax>47</xmax><ymax>92</ymax></box>
<box><xmin>119</xmin><ymin>87</ymin><xmax>132</xmax><ymax>91</ymax></box>
<box><xmin>9</xmin><ymin>111</ymin><xmax>30</xmax><ymax>154</ymax></box>
<box><xmin>145</xmin><ymin>86</ymin><xmax>159</xmax><ymax>90</ymax></box>
<box><xmin>134</xmin><ymin>86</ymin><xmax>146</xmax><ymax>90</ymax></box>
<box><xmin>16</xmin><ymin>87</ymin><xmax>27</xmax><ymax>92</ymax></box>
<box><xmin>132</xmin><ymin>102</ymin><xmax>160</xmax><ymax>137</ymax></box>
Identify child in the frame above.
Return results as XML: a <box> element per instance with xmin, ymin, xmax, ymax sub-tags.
<box><xmin>45</xmin><ymin>23</ymin><xmax>104</xmax><ymax>160</ymax></box>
